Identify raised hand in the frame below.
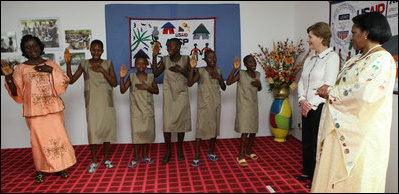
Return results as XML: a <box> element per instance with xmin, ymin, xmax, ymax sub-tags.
<box><xmin>64</xmin><ymin>48</ymin><xmax>72</xmax><ymax>64</ymax></box>
<box><xmin>190</xmin><ymin>54</ymin><xmax>197</xmax><ymax>69</ymax></box>
<box><xmin>233</xmin><ymin>56</ymin><xmax>241</xmax><ymax>70</ymax></box>
<box><xmin>34</xmin><ymin>64</ymin><xmax>53</xmax><ymax>73</ymax></box>
<box><xmin>153</xmin><ymin>43</ymin><xmax>160</xmax><ymax>56</ymax></box>
<box><xmin>1</xmin><ymin>60</ymin><xmax>14</xmax><ymax>76</ymax></box>
<box><xmin>120</xmin><ymin>64</ymin><xmax>128</xmax><ymax>78</ymax></box>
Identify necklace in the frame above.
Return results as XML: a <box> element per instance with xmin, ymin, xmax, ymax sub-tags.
<box><xmin>344</xmin><ymin>44</ymin><xmax>381</xmax><ymax>71</ymax></box>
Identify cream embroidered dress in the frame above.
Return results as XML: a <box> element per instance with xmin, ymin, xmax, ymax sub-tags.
<box><xmin>311</xmin><ymin>51</ymin><xmax>396</xmax><ymax>192</ymax></box>
<box><xmin>234</xmin><ymin>70</ymin><xmax>260</xmax><ymax>133</ymax></box>
<box><xmin>195</xmin><ymin>68</ymin><xmax>222</xmax><ymax>139</ymax></box>
<box><xmin>81</xmin><ymin>59</ymin><xmax>116</xmax><ymax>144</ymax></box>
<box><xmin>129</xmin><ymin>73</ymin><xmax>155</xmax><ymax>144</ymax></box>
<box><xmin>162</xmin><ymin>55</ymin><xmax>191</xmax><ymax>133</ymax></box>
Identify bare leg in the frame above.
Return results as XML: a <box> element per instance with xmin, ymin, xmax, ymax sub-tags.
<box><xmin>162</xmin><ymin>132</ymin><xmax>172</xmax><ymax>164</ymax></box>
<box><xmin>238</xmin><ymin>133</ymin><xmax>247</xmax><ymax>160</ymax></box>
<box><xmin>194</xmin><ymin>138</ymin><xmax>201</xmax><ymax>160</ymax></box>
<box><xmin>142</xmin><ymin>144</ymin><xmax>148</xmax><ymax>159</ymax></box>
<box><xmin>134</xmin><ymin>144</ymin><xmax>140</xmax><ymax>161</ymax></box>
<box><xmin>209</xmin><ymin>137</ymin><xmax>216</xmax><ymax>154</ymax></box>
<box><xmin>103</xmin><ymin>142</ymin><xmax>110</xmax><ymax>161</ymax></box>
<box><xmin>246</xmin><ymin>133</ymin><xmax>256</xmax><ymax>155</ymax></box>
<box><xmin>89</xmin><ymin>144</ymin><xmax>98</xmax><ymax>163</ymax></box>
<box><xmin>177</xmin><ymin>132</ymin><xmax>185</xmax><ymax>160</ymax></box>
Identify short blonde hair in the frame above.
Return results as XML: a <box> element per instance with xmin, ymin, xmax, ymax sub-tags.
<box><xmin>307</xmin><ymin>22</ymin><xmax>331</xmax><ymax>47</ymax></box>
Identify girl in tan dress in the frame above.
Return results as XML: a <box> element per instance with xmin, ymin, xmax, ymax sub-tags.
<box><xmin>120</xmin><ymin>50</ymin><xmax>159</xmax><ymax>168</ymax></box>
<box><xmin>188</xmin><ymin>50</ymin><xmax>226</xmax><ymax>167</ymax></box>
<box><xmin>65</xmin><ymin>40</ymin><xmax>117</xmax><ymax>173</ymax></box>
<box><xmin>2</xmin><ymin>35</ymin><xmax>76</xmax><ymax>183</ymax></box>
<box><xmin>152</xmin><ymin>38</ymin><xmax>191</xmax><ymax>164</ymax></box>
<box><xmin>226</xmin><ymin>55</ymin><xmax>262</xmax><ymax>167</ymax></box>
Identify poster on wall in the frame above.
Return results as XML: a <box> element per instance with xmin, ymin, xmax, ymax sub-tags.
<box><xmin>59</xmin><ymin>52</ymin><xmax>85</xmax><ymax>73</ymax></box>
<box><xmin>19</xmin><ymin>17</ymin><xmax>61</xmax><ymax>50</ymax></box>
<box><xmin>330</xmin><ymin>1</ymin><xmax>398</xmax><ymax>68</ymax></box>
<box><xmin>1</xmin><ymin>32</ymin><xmax>17</xmax><ymax>53</ymax></box>
<box><xmin>65</xmin><ymin>29</ymin><xmax>91</xmax><ymax>50</ymax></box>
<box><xmin>105</xmin><ymin>4</ymin><xmax>241</xmax><ymax>84</ymax></box>
<box><xmin>129</xmin><ymin>17</ymin><xmax>215</xmax><ymax>69</ymax></box>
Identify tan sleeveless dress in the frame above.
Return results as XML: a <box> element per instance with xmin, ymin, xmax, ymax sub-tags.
<box><xmin>234</xmin><ymin>70</ymin><xmax>260</xmax><ymax>133</ymax></box>
<box><xmin>196</xmin><ymin>68</ymin><xmax>221</xmax><ymax>139</ymax></box>
<box><xmin>162</xmin><ymin>55</ymin><xmax>191</xmax><ymax>132</ymax></box>
<box><xmin>129</xmin><ymin>73</ymin><xmax>155</xmax><ymax>144</ymax></box>
<box><xmin>81</xmin><ymin>59</ymin><xmax>116</xmax><ymax>144</ymax></box>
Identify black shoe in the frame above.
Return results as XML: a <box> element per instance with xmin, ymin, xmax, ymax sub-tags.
<box><xmin>305</xmin><ymin>183</ymin><xmax>312</xmax><ymax>189</ymax></box>
<box><xmin>162</xmin><ymin>153</ymin><xmax>171</xmax><ymax>164</ymax></box>
<box><xmin>296</xmin><ymin>174</ymin><xmax>311</xmax><ymax>181</ymax></box>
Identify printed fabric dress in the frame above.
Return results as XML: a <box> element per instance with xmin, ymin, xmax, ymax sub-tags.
<box><xmin>235</xmin><ymin>70</ymin><xmax>260</xmax><ymax>133</ymax></box>
<box><xmin>311</xmin><ymin>51</ymin><xmax>396</xmax><ymax>192</ymax></box>
<box><xmin>5</xmin><ymin>60</ymin><xmax>76</xmax><ymax>173</ymax></box>
<box><xmin>81</xmin><ymin>59</ymin><xmax>116</xmax><ymax>144</ymax></box>
<box><xmin>129</xmin><ymin>73</ymin><xmax>155</xmax><ymax>144</ymax></box>
<box><xmin>162</xmin><ymin>55</ymin><xmax>191</xmax><ymax>133</ymax></box>
<box><xmin>196</xmin><ymin>68</ymin><xmax>221</xmax><ymax>139</ymax></box>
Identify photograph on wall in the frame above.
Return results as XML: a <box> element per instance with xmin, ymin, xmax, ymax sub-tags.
<box><xmin>129</xmin><ymin>17</ymin><xmax>216</xmax><ymax>69</ymax></box>
<box><xmin>19</xmin><ymin>17</ymin><xmax>61</xmax><ymax>49</ymax></box>
<box><xmin>1</xmin><ymin>32</ymin><xmax>17</xmax><ymax>53</ymax></box>
<box><xmin>65</xmin><ymin>29</ymin><xmax>91</xmax><ymax>50</ymax></box>
<box><xmin>42</xmin><ymin>52</ymin><xmax>55</xmax><ymax>62</ymax></box>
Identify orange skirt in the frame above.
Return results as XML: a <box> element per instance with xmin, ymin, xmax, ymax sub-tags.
<box><xmin>25</xmin><ymin>111</ymin><xmax>76</xmax><ymax>173</ymax></box>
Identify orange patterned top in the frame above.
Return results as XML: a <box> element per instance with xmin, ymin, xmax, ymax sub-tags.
<box><xmin>5</xmin><ymin>60</ymin><xmax>69</xmax><ymax>117</ymax></box>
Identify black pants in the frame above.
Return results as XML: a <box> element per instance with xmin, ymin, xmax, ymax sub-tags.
<box><xmin>301</xmin><ymin>103</ymin><xmax>324</xmax><ymax>178</ymax></box>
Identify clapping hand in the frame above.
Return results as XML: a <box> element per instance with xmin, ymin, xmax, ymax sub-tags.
<box><xmin>64</xmin><ymin>48</ymin><xmax>72</xmax><ymax>64</ymax></box>
<box><xmin>1</xmin><ymin>60</ymin><xmax>14</xmax><ymax>76</ymax></box>
<box><xmin>34</xmin><ymin>64</ymin><xmax>53</xmax><ymax>73</ymax></box>
<box><xmin>233</xmin><ymin>56</ymin><xmax>241</xmax><ymax>70</ymax></box>
<box><xmin>120</xmin><ymin>64</ymin><xmax>128</xmax><ymax>78</ymax></box>
<box><xmin>190</xmin><ymin>55</ymin><xmax>197</xmax><ymax>69</ymax></box>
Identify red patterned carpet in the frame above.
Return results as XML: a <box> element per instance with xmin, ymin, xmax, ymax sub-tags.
<box><xmin>1</xmin><ymin>135</ymin><xmax>311</xmax><ymax>193</ymax></box>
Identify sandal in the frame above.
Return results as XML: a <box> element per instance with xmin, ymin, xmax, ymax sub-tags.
<box><xmin>207</xmin><ymin>153</ymin><xmax>219</xmax><ymax>161</ymax></box>
<box><xmin>104</xmin><ymin>160</ymin><xmax>114</xmax><ymax>168</ymax></box>
<box><xmin>55</xmin><ymin>170</ymin><xmax>70</xmax><ymax>178</ymax></box>
<box><xmin>128</xmin><ymin>160</ymin><xmax>139</xmax><ymax>168</ymax></box>
<box><xmin>191</xmin><ymin>159</ymin><xmax>200</xmax><ymax>167</ymax></box>
<box><xmin>34</xmin><ymin>171</ymin><xmax>45</xmax><ymax>183</ymax></box>
<box><xmin>296</xmin><ymin>174</ymin><xmax>311</xmax><ymax>181</ymax></box>
<box><xmin>236</xmin><ymin>157</ymin><xmax>248</xmax><ymax>167</ymax></box>
<box><xmin>88</xmin><ymin>162</ymin><xmax>99</xmax><ymax>173</ymax></box>
<box><xmin>142</xmin><ymin>157</ymin><xmax>154</xmax><ymax>164</ymax></box>
<box><xmin>245</xmin><ymin>153</ymin><xmax>259</xmax><ymax>160</ymax></box>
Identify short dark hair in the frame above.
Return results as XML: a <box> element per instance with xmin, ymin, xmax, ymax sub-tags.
<box><xmin>243</xmin><ymin>54</ymin><xmax>254</xmax><ymax>64</ymax></box>
<box><xmin>352</xmin><ymin>12</ymin><xmax>391</xmax><ymax>44</ymax></box>
<box><xmin>307</xmin><ymin>22</ymin><xmax>332</xmax><ymax>46</ymax></box>
<box><xmin>90</xmin><ymin>39</ymin><xmax>103</xmax><ymax>49</ymax></box>
<box><xmin>167</xmin><ymin>38</ymin><xmax>182</xmax><ymax>46</ymax></box>
<box><xmin>204</xmin><ymin>49</ymin><xmax>215</xmax><ymax>58</ymax></box>
<box><xmin>20</xmin><ymin>34</ymin><xmax>45</xmax><ymax>58</ymax></box>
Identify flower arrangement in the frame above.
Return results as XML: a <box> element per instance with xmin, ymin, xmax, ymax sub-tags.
<box><xmin>253</xmin><ymin>38</ymin><xmax>307</xmax><ymax>92</ymax></box>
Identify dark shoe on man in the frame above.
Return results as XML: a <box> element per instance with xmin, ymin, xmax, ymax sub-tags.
<box><xmin>296</xmin><ymin>174</ymin><xmax>311</xmax><ymax>181</ymax></box>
